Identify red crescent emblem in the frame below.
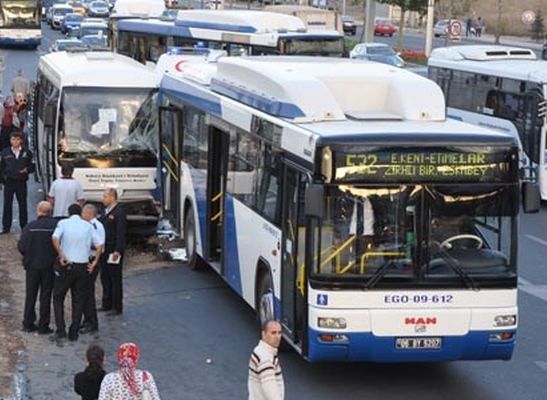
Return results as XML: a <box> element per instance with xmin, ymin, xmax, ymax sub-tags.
<box><xmin>175</xmin><ymin>60</ymin><xmax>187</xmax><ymax>72</ymax></box>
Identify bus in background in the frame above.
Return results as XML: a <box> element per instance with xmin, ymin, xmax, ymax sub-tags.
<box><xmin>264</xmin><ymin>5</ymin><xmax>343</xmax><ymax>34</ymax></box>
<box><xmin>113</xmin><ymin>10</ymin><xmax>345</xmax><ymax>65</ymax></box>
<box><xmin>0</xmin><ymin>0</ymin><xmax>41</xmax><ymax>48</ymax></box>
<box><xmin>428</xmin><ymin>45</ymin><xmax>547</xmax><ymax>199</ymax></box>
<box><xmin>32</xmin><ymin>51</ymin><xmax>161</xmax><ymax>234</ymax></box>
<box><xmin>158</xmin><ymin>55</ymin><xmax>539</xmax><ymax>362</ymax></box>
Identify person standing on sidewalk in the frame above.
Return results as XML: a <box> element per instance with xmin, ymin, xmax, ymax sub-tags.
<box><xmin>17</xmin><ymin>201</ymin><xmax>58</xmax><ymax>334</ymax></box>
<box><xmin>248</xmin><ymin>320</ymin><xmax>285</xmax><ymax>400</ymax></box>
<box><xmin>80</xmin><ymin>204</ymin><xmax>104</xmax><ymax>334</ymax></box>
<box><xmin>51</xmin><ymin>203</ymin><xmax>101</xmax><ymax>342</ymax></box>
<box><xmin>0</xmin><ymin>96</ymin><xmax>17</xmax><ymax>150</ymax></box>
<box><xmin>99</xmin><ymin>188</ymin><xmax>127</xmax><ymax>316</ymax></box>
<box><xmin>98</xmin><ymin>342</ymin><xmax>161</xmax><ymax>400</ymax></box>
<box><xmin>48</xmin><ymin>164</ymin><xmax>85</xmax><ymax>218</ymax></box>
<box><xmin>0</xmin><ymin>131</ymin><xmax>34</xmax><ymax>234</ymax></box>
<box><xmin>74</xmin><ymin>344</ymin><xmax>106</xmax><ymax>400</ymax></box>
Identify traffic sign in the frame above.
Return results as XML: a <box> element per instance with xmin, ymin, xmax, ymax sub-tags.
<box><xmin>521</xmin><ymin>10</ymin><xmax>536</xmax><ymax>25</ymax></box>
<box><xmin>448</xmin><ymin>20</ymin><xmax>462</xmax><ymax>40</ymax></box>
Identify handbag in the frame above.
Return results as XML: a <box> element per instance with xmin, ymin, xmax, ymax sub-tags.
<box><xmin>142</xmin><ymin>371</ymin><xmax>152</xmax><ymax>400</ymax></box>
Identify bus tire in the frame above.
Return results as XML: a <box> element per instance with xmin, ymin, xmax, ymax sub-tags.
<box><xmin>184</xmin><ymin>207</ymin><xmax>203</xmax><ymax>270</ymax></box>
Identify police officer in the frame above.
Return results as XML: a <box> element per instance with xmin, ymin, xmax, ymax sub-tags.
<box><xmin>0</xmin><ymin>131</ymin><xmax>34</xmax><ymax>234</ymax></box>
<box><xmin>17</xmin><ymin>201</ymin><xmax>58</xmax><ymax>334</ymax></box>
<box><xmin>99</xmin><ymin>188</ymin><xmax>127</xmax><ymax>316</ymax></box>
<box><xmin>52</xmin><ymin>204</ymin><xmax>101</xmax><ymax>342</ymax></box>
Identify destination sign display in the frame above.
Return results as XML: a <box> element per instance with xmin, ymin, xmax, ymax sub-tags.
<box><xmin>334</xmin><ymin>149</ymin><xmax>517</xmax><ymax>183</ymax></box>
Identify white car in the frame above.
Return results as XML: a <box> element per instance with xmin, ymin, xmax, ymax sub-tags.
<box><xmin>434</xmin><ymin>19</ymin><xmax>464</xmax><ymax>37</ymax></box>
<box><xmin>50</xmin><ymin>4</ymin><xmax>74</xmax><ymax>30</ymax></box>
<box><xmin>350</xmin><ymin>43</ymin><xmax>405</xmax><ymax>68</ymax></box>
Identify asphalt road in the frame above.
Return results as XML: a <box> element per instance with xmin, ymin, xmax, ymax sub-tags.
<box><xmin>1</xmin><ymin>22</ymin><xmax>547</xmax><ymax>400</ymax></box>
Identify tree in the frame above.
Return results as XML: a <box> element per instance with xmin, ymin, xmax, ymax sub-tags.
<box><xmin>494</xmin><ymin>0</ymin><xmax>502</xmax><ymax>44</ymax></box>
<box><xmin>376</xmin><ymin>0</ymin><xmax>427</xmax><ymax>50</ymax></box>
<box><xmin>531</xmin><ymin>8</ymin><xmax>545</xmax><ymax>42</ymax></box>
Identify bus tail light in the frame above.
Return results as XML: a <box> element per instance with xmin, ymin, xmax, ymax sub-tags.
<box><xmin>319</xmin><ymin>334</ymin><xmax>349</xmax><ymax>343</ymax></box>
<box><xmin>489</xmin><ymin>332</ymin><xmax>514</xmax><ymax>342</ymax></box>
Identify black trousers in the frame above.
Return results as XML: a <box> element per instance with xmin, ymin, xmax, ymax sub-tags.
<box><xmin>23</xmin><ymin>268</ymin><xmax>54</xmax><ymax>330</ymax></box>
<box><xmin>82</xmin><ymin>261</ymin><xmax>100</xmax><ymax>329</ymax></box>
<box><xmin>100</xmin><ymin>255</ymin><xmax>123</xmax><ymax>312</ymax></box>
<box><xmin>53</xmin><ymin>263</ymin><xmax>89</xmax><ymax>337</ymax></box>
<box><xmin>2</xmin><ymin>179</ymin><xmax>27</xmax><ymax>231</ymax></box>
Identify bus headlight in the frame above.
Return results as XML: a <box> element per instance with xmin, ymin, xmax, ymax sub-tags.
<box><xmin>318</xmin><ymin>317</ymin><xmax>347</xmax><ymax>329</ymax></box>
<box><xmin>494</xmin><ymin>315</ymin><xmax>517</xmax><ymax>327</ymax></box>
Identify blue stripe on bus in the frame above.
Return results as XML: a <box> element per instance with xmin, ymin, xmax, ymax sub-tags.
<box><xmin>447</xmin><ymin>114</ymin><xmax>464</xmax><ymax>121</ymax></box>
<box><xmin>0</xmin><ymin>38</ymin><xmax>40</xmax><ymax>46</ymax></box>
<box><xmin>223</xmin><ymin>195</ymin><xmax>242</xmax><ymax>294</ymax></box>
<box><xmin>118</xmin><ymin>20</ymin><xmax>192</xmax><ymax>37</ymax></box>
<box><xmin>175</xmin><ymin>19</ymin><xmax>257</xmax><ymax>34</ymax></box>
<box><xmin>307</xmin><ymin>329</ymin><xmax>515</xmax><ymax>362</ymax></box>
<box><xmin>162</xmin><ymin>75</ymin><xmax>222</xmax><ymax>116</ymax></box>
<box><xmin>211</xmin><ymin>79</ymin><xmax>306</xmax><ymax>119</ymax></box>
<box><xmin>189</xmin><ymin>168</ymin><xmax>208</xmax><ymax>257</ymax></box>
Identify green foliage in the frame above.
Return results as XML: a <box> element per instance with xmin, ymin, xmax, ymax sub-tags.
<box><xmin>531</xmin><ymin>8</ymin><xmax>545</xmax><ymax>42</ymax></box>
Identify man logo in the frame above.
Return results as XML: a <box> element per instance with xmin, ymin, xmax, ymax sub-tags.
<box><xmin>404</xmin><ymin>317</ymin><xmax>437</xmax><ymax>325</ymax></box>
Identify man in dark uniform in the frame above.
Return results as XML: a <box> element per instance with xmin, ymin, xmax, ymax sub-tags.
<box><xmin>0</xmin><ymin>131</ymin><xmax>34</xmax><ymax>233</ymax></box>
<box><xmin>99</xmin><ymin>188</ymin><xmax>127</xmax><ymax>316</ymax></box>
<box><xmin>17</xmin><ymin>201</ymin><xmax>58</xmax><ymax>334</ymax></box>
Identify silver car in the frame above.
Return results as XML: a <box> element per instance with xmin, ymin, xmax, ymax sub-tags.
<box><xmin>350</xmin><ymin>43</ymin><xmax>405</xmax><ymax>68</ymax></box>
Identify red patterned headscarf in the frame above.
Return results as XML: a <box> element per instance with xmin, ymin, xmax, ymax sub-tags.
<box><xmin>116</xmin><ymin>342</ymin><xmax>140</xmax><ymax>395</ymax></box>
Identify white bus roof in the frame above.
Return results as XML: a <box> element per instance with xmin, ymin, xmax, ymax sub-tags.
<box><xmin>38</xmin><ymin>51</ymin><xmax>161</xmax><ymax>88</ymax></box>
<box><xmin>175</xmin><ymin>10</ymin><xmax>307</xmax><ymax>34</ymax></box>
<box><xmin>161</xmin><ymin>57</ymin><xmax>515</xmax><ymax>162</ymax></box>
<box><xmin>111</xmin><ymin>0</ymin><xmax>165</xmax><ymax>19</ymax></box>
<box><xmin>429</xmin><ymin>45</ymin><xmax>547</xmax><ymax>84</ymax></box>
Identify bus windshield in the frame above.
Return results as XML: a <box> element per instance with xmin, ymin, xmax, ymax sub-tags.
<box><xmin>0</xmin><ymin>0</ymin><xmax>40</xmax><ymax>29</ymax></box>
<box><xmin>58</xmin><ymin>87</ymin><xmax>157</xmax><ymax>164</ymax></box>
<box><xmin>279</xmin><ymin>36</ymin><xmax>344</xmax><ymax>57</ymax></box>
<box><xmin>312</xmin><ymin>183</ymin><xmax>518</xmax><ymax>288</ymax></box>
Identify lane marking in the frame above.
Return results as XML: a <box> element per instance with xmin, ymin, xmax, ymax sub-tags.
<box><xmin>518</xmin><ymin>277</ymin><xmax>547</xmax><ymax>303</ymax></box>
<box><xmin>525</xmin><ymin>234</ymin><xmax>547</xmax><ymax>248</ymax></box>
<box><xmin>534</xmin><ymin>361</ymin><xmax>547</xmax><ymax>373</ymax></box>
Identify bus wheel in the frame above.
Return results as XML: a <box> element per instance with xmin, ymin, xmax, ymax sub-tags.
<box><xmin>256</xmin><ymin>273</ymin><xmax>275</xmax><ymax>331</ymax></box>
<box><xmin>184</xmin><ymin>208</ymin><xmax>202</xmax><ymax>270</ymax></box>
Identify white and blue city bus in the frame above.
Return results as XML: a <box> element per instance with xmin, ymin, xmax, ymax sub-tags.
<box><xmin>0</xmin><ymin>0</ymin><xmax>41</xmax><ymax>47</ymax></box>
<box><xmin>158</xmin><ymin>56</ymin><xmax>538</xmax><ymax>362</ymax></box>
<box><xmin>32</xmin><ymin>51</ymin><xmax>161</xmax><ymax>234</ymax></box>
<box><xmin>428</xmin><ymin>45</ymin><xmax>547</xmax><ymax>199</ymax></box>
<box><xmin>114</xmin><ymin>10</ymin><xmax>345</xmax><ymax>65</ymax></box>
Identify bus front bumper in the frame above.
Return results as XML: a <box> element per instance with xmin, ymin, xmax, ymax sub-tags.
<box><xmin>307</xmin><ymin>328</ymin><xmax>516</xmax><ymax>362</ymax></box>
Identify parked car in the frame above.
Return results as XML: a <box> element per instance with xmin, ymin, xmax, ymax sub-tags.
<box><xmin>350</xmin><ymin>43</ymin><xmax>405</xmax><ymax>68</ymax></box>
<box><xmin>61</xmin><ymin>13</ymin><xmax>84</xmax><ymax>34</ymax></box>
<box><xmin>342</xmin><ymin>15</ymin><xmax>356</xmax><ymax>36</ymax></box>
<box><xmin>433</xmin><ymin>19</ymin><xmax>464</xmax><ymax>37</ymax></box>
<box><xmin>78</xmin><ymin>21</ymin><xmax>108</xmax><ymax>38</ymax></box>
<box><xmin>50</xmin><ymin>4</ymin><xmax>74</xmax><ymax>29</ymax></box>
<box><xmin>374</xmin><ymin>18</ymin><xmax>397</xmax><ymax>37</ymax></box>
<box><xmin>87</xmin><ymin>0</ymin><xmax>110</xmax><ymax>17</ymax></box>
<box><xmin>50</xmin><ymin>38</ymin><xmax>84</xmax><ymax>52</ymax></box>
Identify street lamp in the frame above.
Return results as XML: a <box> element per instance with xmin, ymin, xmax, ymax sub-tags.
<box><xmin>425</xmin><ymin>0</ymin><xmax>434</xmax><ymax>57</ymax></box>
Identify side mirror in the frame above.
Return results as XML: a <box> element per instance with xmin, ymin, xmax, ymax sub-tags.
<box><xmin>522</xmin><ymin>181</ymin><xmax>541</xmax><ymax>213</ymax></box>
<box><xmin>44</xmin><ymin>101</ymin><xmax>56</xmax><ymax>128</ymax></box>
<box><xmin>305</xmin><ymin>183</ymin><xmax>324</xmax><ymax>218</ymax></box>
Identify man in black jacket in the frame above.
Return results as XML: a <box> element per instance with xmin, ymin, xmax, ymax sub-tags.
<box><xmin>99</xmin><ymin>188</ymin><xmax>127</xmax><ymax>316</ymax></box>
<box><xmin>17</xmin><ymin>201</ymin><xmax>58</xmax><ymax>333</ymax></box>
<box><xmin>0</xmin><ymin>131</ymin><xmax>34</xmax><ymax>233</ymax></box>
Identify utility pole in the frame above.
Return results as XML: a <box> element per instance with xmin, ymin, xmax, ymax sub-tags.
<box><xmin>425</xmin><ymin>0</ymin><xmax>435</xmax><ymax>57</ymax></box>
<box><xmin>364</xmin><ymin>0</ymin><xmax>376</xmax><ymax>43</ymax></box>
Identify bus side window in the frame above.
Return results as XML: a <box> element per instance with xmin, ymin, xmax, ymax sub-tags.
<box><xmin>447</xmin><ymin>70</ymin><xmax>475</xmax><ymax>112</ymax></box>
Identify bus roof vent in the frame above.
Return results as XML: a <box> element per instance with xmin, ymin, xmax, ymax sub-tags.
<box><xmin>430</xmin><ymin>45</ymin><xmax>537</xmax><ymax>61</ymax></box>
<box><xmin>84</xmin><ymin>52</ymin><xmax>115</xmax><ymax>61</ymax></box>
<box><xmin>207</xmin><ymin>57</ymin><xmax>445</xmax><ymax>122</ymax></box>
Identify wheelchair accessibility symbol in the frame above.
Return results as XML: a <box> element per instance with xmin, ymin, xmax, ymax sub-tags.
<box><xmin>317</xmin><ymin>294</ymin><xmax>328</xmax><ymax>306</ymax></box>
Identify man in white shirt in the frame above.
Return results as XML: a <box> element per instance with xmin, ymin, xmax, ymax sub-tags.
<box><xmin>48</xmin><ymin>165</ymin><xmax>85</xmax><ymax>218</ymax></box>
<box><xmin>248</xmin><ymin>320</ymin><xmax>284</xmax><ymax>400</ymax></box>
<box><xmin>80</xmin><ymin>204</ymin><xmax>104</xmax><ymax>334</ymax></box>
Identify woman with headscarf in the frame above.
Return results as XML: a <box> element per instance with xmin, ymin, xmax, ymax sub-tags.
<box><xmin>74</xmin><ymin>344</ymin><xmax>106</xmax><ymax>400</ymax></box>
<box><xmin>98</xmin><ymin>342</ymin><xmax>161</xmax><ymax>400</ymax></box>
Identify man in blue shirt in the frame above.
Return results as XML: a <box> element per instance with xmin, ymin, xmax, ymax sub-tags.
<box><xmin>51</xmin><ymin>203</ymin><xmax>101</xmax><ymax>342</ymax></box>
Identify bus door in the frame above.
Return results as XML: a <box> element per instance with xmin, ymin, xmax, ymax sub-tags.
<box><xmin>281</xmin><ymin>164</ymin><xmax>308</xmax><ymax>346</ymax></box>
<box><xmin>206</xmin><ymin>122</ymin><xmax>229</xmax><ymax>267</ymax></box>
<box><xmin>159</xmin><ymin>107</ymin><xmax>183</xmax><ymax>233</ymax></box>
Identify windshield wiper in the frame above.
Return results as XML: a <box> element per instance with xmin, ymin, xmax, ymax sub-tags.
<box><xmin>364</xmin><ymin>260</ymin><xmax>399</xmax><ymax>289</ymax></box>
<box><xmin>431</xmin><ymin>242</ymin><xmax>479</xmax><ymax>290</ymax></box>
